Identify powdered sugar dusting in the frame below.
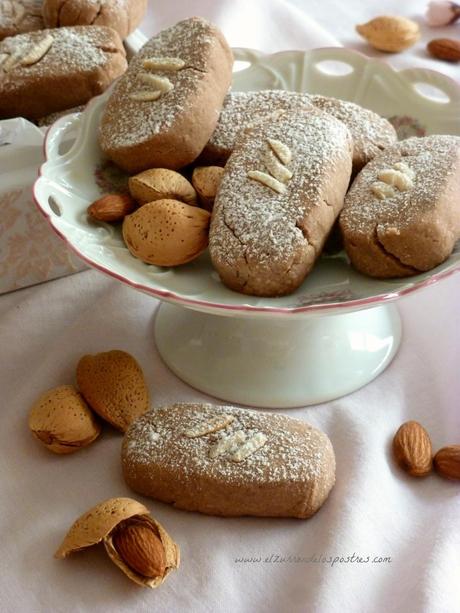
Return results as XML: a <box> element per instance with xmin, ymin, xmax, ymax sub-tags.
<box><xmin>204</xmin><ymin>90</ymin><xmax>313</xmax><ymax>160</ymax></box>
<box><xmin>0</xmin><ymin>25</ymin><xmax>119</xmax><ymax>84</ymax></box>
<box><xmin>309</xmin><ymin>94</ymin><xmax>397</xmax><ymax>165</ymax></box>
<box><xmin>123</xmin><ymin>403</ymin><xmax>330</xmax><ymax>485</ymax></box>
<box><xmin>209</xmin><ymin>109</ymin><xmax>351</xmax><ymax>291</ymax></box>
<box><xmin>99</xmin><ymin>17</ymin><xmax>225</xmax><ymax>148</ymax></box>
<box><xmin>0</xmin><ymin>0</ymin><xmax>43</xmax><ymax>38</ymax></box>
<box><xmin>203</xmin><ymin>90</ymin><xmax>396</xmax><ymax>166</ymax></box>
<box><xmin>341</xmin><ymin>135</ymin><xmax>460</xmax><ymax>236</ymax></box>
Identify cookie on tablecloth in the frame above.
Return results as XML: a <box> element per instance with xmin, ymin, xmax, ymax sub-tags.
<box><xmin>122</xmin><ymin>403</ymin><xmax>336</xmax><ymax>519</ymax></box>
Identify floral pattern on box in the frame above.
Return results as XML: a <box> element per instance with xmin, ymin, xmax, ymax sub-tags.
<box><xmin>0</xmin><ymin>188</ymin><xmax>87</xmax><ymax>294</ymax></box>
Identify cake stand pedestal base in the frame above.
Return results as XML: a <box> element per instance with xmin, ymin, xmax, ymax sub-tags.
<box><xmin>154</xmin><ymin>302</ymin><xmax>401</xmax><ymax>408</ymax></box>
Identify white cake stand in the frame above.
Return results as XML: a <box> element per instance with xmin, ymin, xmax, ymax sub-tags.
<box><xmin>33</xmin><ymin>47</ymin><xmax>460</xmax><ymax>408</ymax></box>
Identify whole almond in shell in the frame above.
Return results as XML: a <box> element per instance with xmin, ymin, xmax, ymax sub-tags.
<box><xmin>427</xmin><ymin>38</ymin><xmax>460</xmax><ymax>62</ymax></box>
<box><xmin>55</xmin><ymin>497</ymin><xmax>180</xmax><ymax>588</ymax></box>
<box><xmin>392</xmin><ymin>420</ymin><xmax>432</xmax><ymax>477</ymax></box>
<box><xmin>122</xmin><ymin>199</ymin><xmax>211</xmax><ymax>267</ymax></box>
<box><xmin>88</xmin><ymin>194</ymin><xmax>137</xmax><ymax>223</ymax></box>
<box><xmin>76</xmin><ymin>350</ymin><xmax>149</xmax><ymax>432</ymax></box>
<box><xmin>28</xmin><ymin>385</ymin><xmax>101</xmax><ymax>454</ymax></box>
<box><xmin>192</xmin><ymin>166</ymin><xmax>224</xmax><ymax>211</ymax></box>
<box><xmin>433</xmin><ymin>445</ymin><xmax>460</xmax><ymax>480</ymax></box>
<box><xmin>356</xmin><ymin>16</ymin><xmax>420</xmax><ymax>53</ymax></box>
<box><xmin>129</xmin><ymin>169</ymin><xmax>197</xmax><ymax>205</ymax></box>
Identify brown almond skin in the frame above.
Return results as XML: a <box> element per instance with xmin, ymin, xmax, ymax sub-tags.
<box><xmin>112</xmin><ymin>517</ymin><xmax>166</xmax><ymax>578</ymax></box>
<box><xmin>433</xmin><ymin>446</ymin><xmax>460</xmax><ymax>480</ymax></box>
<box><xmin>427</xmin><ymin>39</ymin><xmax>460</xmax><ymax>62</ymax></box>
<box><xmin>88</xmin><ymin>194</ymin><xmax>137</xmax><ymax>223</ymax></box>
<box><xmin>392</xmin><ymin>421</ymin><xmax>433</xmax><ymax>477</ymax></box>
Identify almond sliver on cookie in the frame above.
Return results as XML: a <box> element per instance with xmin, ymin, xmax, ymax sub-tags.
<box><xmin>137</xmin><ymin>73</ymin><xmax>174</xmax><ymax>92</ymax></box>
<box><xmin>263</xmin><ymin>149</ymin><xmax>293</xmax><ymax>183</ymax></box>
<box><xmin>247</xmin><ymin>170</ymin><xmax>286</xmax><ymax>194</ymax></box>
<box><xmin>21</xmin><ymin>35</ymin><xmax>54</xmax><ymax>66</ymax></box>
<box><xmin>184</xmin><ymin>414</ymin><xmax>235</xmax><ymax>438</ymax></box>
<box><xmin>267</xmin><ymin>137</ymin><xmax>292</xmax><ymax>165</ymax></box>
<box><xmin>142</xmin><ymin>57</ymin><xmax>185</xmax><ymax>71</ymax></box>
<box><xmin>129</xmin><ymin>90</ymin><xmax>163</xmax><ymax>101</ymax></box>
<box><xmin>2</xmin><ymin>51</ymin><xmax>21</xmax><ymax>72</ymax></box>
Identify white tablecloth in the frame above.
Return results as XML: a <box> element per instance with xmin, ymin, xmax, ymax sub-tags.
<box><xmin>1</xmin><ymin>2</ymin><xmax>460</xmax><ymax>612</ymax></box>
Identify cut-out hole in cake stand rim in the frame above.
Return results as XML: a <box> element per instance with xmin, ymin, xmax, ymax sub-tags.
<box><xmin>314</xmin><ymin>59</ymin><xmax>355</xmax><ymax>76</ymax></box>
<box><xmin>412</xmin><ymin>82</ymin><xmax>451</xmax><ymax>104</ymax></box>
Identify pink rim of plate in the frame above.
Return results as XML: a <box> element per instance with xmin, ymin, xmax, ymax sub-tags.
<box><xmin>32</xmin><ymin>47</ymin><xmax>460</xmax><ymax>316</ymax></box>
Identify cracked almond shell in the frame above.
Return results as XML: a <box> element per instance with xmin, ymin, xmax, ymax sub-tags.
<box><xmin>76</xmin><ymin>350</ymin><xmax>149</xmax><ymax>432</ymax></box>
<box><xmin>54</xmin><ymin>497</ymin><xmax>180</xmax><ymax>588</ymax></box>
<box><xmin>122</xmin><ymin>199</ymin><xmax>211</xmax><ymax>266</ymax></box>
<box><xmin>28</xmin><ymin>385</ymin><xmax>101</xmax><ymax>454</ymax></box>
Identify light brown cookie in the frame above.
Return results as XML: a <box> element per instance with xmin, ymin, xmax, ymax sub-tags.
<box><xmin>0</xmin><ymin>0</ymin><xmax>43</xmax><ymax>41</ymax></box>
<box><xmin>199</xmin><ymin>90</ymin><xmax>314</xmax><ymax>166</ymax></box>
<box><xmin>0</xmin><ymin>26</ymin><xmax>126</xmax><ymax>120</ymax></box>
<box><xmin>308</xmin><ymin>94</ymin><xmax>397</xmax><ymax>172</ymax></box>
<box><xmin>122</xmin><ymin>403</ymin><xmax>336</xmax><ymax>519</ymax></box>
<box><xmin>98</xmin><ymin>17</ymin><xmax>233</xmax><ymax>173</ymax></box>
<box><xmin>200</xmin><ymin>90</ymin><xmax>397</xmax><ymax>173</ymax></box>
<box><xmin>209</xmin><ymin>109</ymin><xmax>353</xmax><ymax>296</ymax></box>
<box><xmin>340</xmin><ymin>135</ymin><xmax>460</xmax><ymax>278</ymax></box>
<box><xmin>42</xmin><ymin>0</ymin><xmax>147</xmax><ymax>39</ymax></box>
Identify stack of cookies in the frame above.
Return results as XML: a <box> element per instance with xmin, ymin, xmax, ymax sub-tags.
<box><xmin>93</xmin><ymin>17</ymin><xmax>460</xmax><ymax>297</ymax></box>
<box><xmin>0</xmin><ymin>0</ymin><xmax>148</xmax><ymax>121</ymax></box>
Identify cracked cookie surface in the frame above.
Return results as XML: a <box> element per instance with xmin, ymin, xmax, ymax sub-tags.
<box><xmin>340</xmin><ymin>135</ymin><xmax>460</xmax><ymax>277</ymax></box>
<box><xmin>209</xmin><ymin>108</ymin><xmax>353</xmax><ymax>297</ymax></box>
<box><xmin>99</xmin><ymin>17</ymin><xmax>233</xmax><ymax>173</ymax></box>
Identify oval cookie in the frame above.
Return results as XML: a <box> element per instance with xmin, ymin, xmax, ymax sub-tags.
<box><xmin>122</xmin><ymin>403</ymin><xmax>336</xmax><ymax>519</ymax></box>
<box><xmin>99</xmin><ymin>17</ymin><xmax>233</xmax><ymax>173</ymax></box>
<box><xmin>209</xmin><ymin>108</ymin><xmax>353</xmax><ymax>296</ymax></box>
<box><xmin>0</xmin><ymin>26</ymin><xmax>126</xmax><ymax>120</ymax></box>
<box><xmin>340</xmin><ymin>135</ymin><xmax>460</xmax><ymax>277</ymax></box>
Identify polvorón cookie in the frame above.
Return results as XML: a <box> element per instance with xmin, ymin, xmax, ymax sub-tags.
<box><xmin>340</xmin><ymin>135</ymin><xmax>460</xmax><ymax>277</ymax></box>
<box><xmin>122</xmin><ymin>403</ymin><xmax>336</xmax><ymax>519</ymax></box>
<box><xmin>99</xmin><ymin>17</ymin><xmax>233</xmax><ymax>173</ymax></box>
